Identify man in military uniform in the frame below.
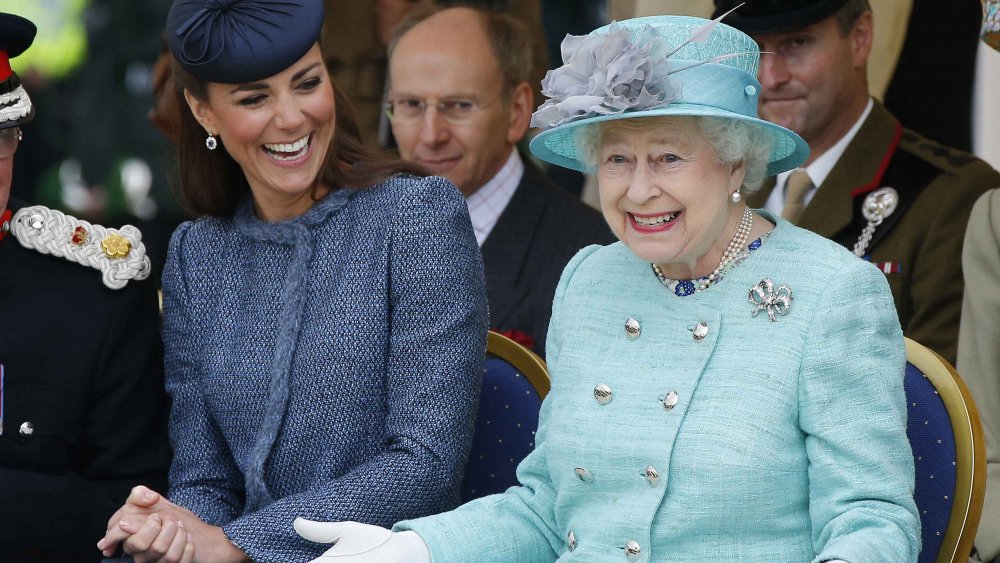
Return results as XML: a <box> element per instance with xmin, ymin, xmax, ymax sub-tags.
<box><xmin>713</xmin><ymin>0</ymin><xmax>1000</xmax><ymax>363</ymax></box>
<box><xmin>0</xmin><ymin>12</ymin><xmax>170</xmax><ymax>561</ymax></box>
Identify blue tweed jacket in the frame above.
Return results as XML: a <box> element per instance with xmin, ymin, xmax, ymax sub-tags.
<box><xmin>399</xmin><ymin>214</ymin><xmax>921</xmax><ymax>562</ymax></box>
<box><xmin>161</xmin><ymin>175</ymin><xmax>487</xmax><ymax>562</ymax></box>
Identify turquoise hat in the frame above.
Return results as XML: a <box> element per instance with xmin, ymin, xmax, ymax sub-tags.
<box><xmin>528</xmin><ymin>15</ymin><xmax>809</xmax><ymax>176</ymax></box>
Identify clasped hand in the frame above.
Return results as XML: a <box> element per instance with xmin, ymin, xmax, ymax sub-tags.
<box><xmin>97</xmin><ymin>485</ymin><xmax>244</xmax><ymax>563</ymax></box>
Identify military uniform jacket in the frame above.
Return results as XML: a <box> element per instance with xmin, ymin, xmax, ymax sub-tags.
<box><xmin>399</xmin><ymin>216</ymin><xmax>920</xmax><ymax>563</ymax></box>
<box><xmin>481</xmin><ymin>160</ymin><xmax>614</xmax><ymax>356</ymax></box>
<box><xmin>0</xmin><ymin>198</ymin><xmax>171</xmax><ymax>562</ymax></box>
<box><xmin>748</xmin><ymin>101</ymin><xmax>1000</xmax><ymax>364</ymax></box>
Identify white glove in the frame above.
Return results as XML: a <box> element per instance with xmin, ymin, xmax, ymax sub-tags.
<box><xmin>295</xmin><ymin>518</ymin><xmax>432</xmax><ymax>563</ymax></box>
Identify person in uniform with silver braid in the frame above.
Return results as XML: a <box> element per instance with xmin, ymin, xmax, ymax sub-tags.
<box><xmin>96</xmin><ymin>1</ymin><xmax>488</xmax><ymax>561</ymax></box>
<box><xmin>296</xmin><ymin>13</ymin><xmax>920</xmax><ymax>563</ymax></box>
<box><xmin>0</xmin><ymin>11</ymin><xmax>170</xmax><ymax>562</ymax></box>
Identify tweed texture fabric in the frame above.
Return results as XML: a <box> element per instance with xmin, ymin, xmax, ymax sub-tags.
<box><xmin>398</xmin><ymin>213</ymin><xmax>920</xmax><ymax>562</ymax></box>
<box><xmin>161</xmin><ymin>175</ymin><xmax>488</xmax><ymax>562</ymax></box>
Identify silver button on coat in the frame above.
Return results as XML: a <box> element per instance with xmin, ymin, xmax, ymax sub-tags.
<box><xmin>19</xmin><ymin>421</ymin><xmax>34</xmax><ymax>436</ymax></box>
<box><xmin>594</xmin><ymin>383</ymin><xmax>613</xmax><ymax>405</ymax></box>
<box><xmin>663</xmin><ymin>390</ymin><xmax>679</xmax><ymax>410</ymax></box>
<box><xmin>625</xmin><ymin>318</ymin><xmax>641</xmax><ymax>340</ymax></box>
<box><xmin>568</xmin><ymin>530</ymin><xmax>577</xmax><ymax>552</ymax></box>
<box><xmin>693</xmin><ymin>321</ymin><xmax>709</xmax><ymax>341</ymax></box>
<box><xmin>625</xmin><ymin>540</ymin><xmax>641</xmax><ymax>560</ymax></box>
<box><xmin>575</xmin><ymin>467</ymin><xmax>594</xmax><ymax>483</ymax></box>
<box><xmin>644</xmin><ymin>466</ymin><xmax>659</xmax><ymax>486</ymax></box>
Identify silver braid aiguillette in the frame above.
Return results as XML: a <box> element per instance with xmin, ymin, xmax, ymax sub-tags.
<box><xmin>10</xmin><ymin>205</ymin><xmax>151</xmax><ymax>290</ymax></box>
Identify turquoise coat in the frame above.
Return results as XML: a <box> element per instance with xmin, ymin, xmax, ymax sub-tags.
<box><xmin>398</xmin><ymin>215</ymin><xmax>920</xmax><ymax>562</ymax></box>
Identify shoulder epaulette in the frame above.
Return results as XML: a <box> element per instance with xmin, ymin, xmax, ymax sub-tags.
<box><xmin>7</xmin><ymin>205</ymin><xmax>150</xmax><ymax>289</ymax></box>
<box><xmin>899</xmin><ymin>129</ymin><xmax>978</xmax><ymax>171</ymax></box>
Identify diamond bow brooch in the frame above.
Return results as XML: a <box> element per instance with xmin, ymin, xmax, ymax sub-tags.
<box><xmin>749</xmin><ymin>278</ymin><xmax>793</xmax><ymax>322</ymax></box>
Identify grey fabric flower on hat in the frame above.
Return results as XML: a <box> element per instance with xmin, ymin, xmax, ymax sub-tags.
<box><xmin>531</xmin><ymin>24</ymin><xmax>680</xmax><ymax>130</ymax></box>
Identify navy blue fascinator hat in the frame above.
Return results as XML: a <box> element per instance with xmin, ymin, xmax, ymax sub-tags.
<box><xmin>166</xmin><ymin>0</ymin><xmax>324</xmax><ymax>84</ymax></box>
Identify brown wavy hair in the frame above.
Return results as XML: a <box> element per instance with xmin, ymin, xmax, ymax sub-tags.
<box><xmin>170</xmin><ymin>56</ymin><xmax>428</xmax><ymax>218</ymax></box>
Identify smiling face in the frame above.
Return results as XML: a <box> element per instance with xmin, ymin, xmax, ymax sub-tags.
<box><xmin>387</xmin><ymin>8</ymin><xmax>531</xmax><ymax>196</ymax></box>
<box><xmin>185</xmin><ymin>44</ymin><xmax>336</xmax><ymax>221</ymax></box>
<box><xmin>596</xmin><ymin>117</ymin><xmax>747</xmax><ymax>279</ymax></box>
<box><xmin>753</xmin><ymin>13</ymin><xmax>872</xmax><ymax>163</ymax></box>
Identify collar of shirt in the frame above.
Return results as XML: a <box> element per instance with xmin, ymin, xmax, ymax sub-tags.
<box><xmin>766</xmin><ymin>98</ymin><xmax>874</xmax><ymax>215</ymax></box>
<box><xmin>465</xmin><ymin>149</ymin><xmax>524</xmax><ymax>247</ymax></box>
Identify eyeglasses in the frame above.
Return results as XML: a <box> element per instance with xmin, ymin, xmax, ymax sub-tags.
<box><xmin>384</xmin><ymin>96</ymin><xmax>498</xmax><ymax>125</ymax></box>
<box><xmin>0</xmin><ymin>127</ymin><xmax>22</xmax><ymax>158</ymax></box>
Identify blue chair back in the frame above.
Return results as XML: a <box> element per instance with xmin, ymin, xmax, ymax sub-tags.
<box><xmin>906</xmin><ymin>361</ymin><xmax>957</xmax><ymax>563</ymax></box>
<box><xmin>461</xmin><ymin>331</ymin><xmax>549</xmax><ymax>502</ymax></box>
<box><xmin>904</xmin><ymin>338</ymin><xmax>986</xmax><ymax>563</ymax></box>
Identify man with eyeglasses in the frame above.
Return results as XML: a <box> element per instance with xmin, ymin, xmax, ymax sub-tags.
<box><xmin>386</xmin><ymin>6</ymin><xmax>613</xmax><ymax>356</ymax></box>
<box><xmin>0</xmin><ymin>12</ymin><xmax>170</xmax><ymax>561</ymax></box>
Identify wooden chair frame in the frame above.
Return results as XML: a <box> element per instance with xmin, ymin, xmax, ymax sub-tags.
<box><xmin>905</xmin><ymin>337</ymin><xmax>987</xmax><ymax>563</ymax></box>
<box><xmin>486</xmin><ymin>331</ymin><xmax>550</xmax><ymax>399</ymax></box>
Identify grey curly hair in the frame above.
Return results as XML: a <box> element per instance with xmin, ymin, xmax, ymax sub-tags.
<box><xmin>573</xmin><ymin>116</ymin><xmax>774</xmax><ymax>192</ymax></box>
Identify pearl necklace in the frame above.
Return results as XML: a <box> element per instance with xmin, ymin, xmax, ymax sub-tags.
<box><xmin>651</xmin><ymin>206</ymin><xmax>754</xmax><ymax>295</ymax></box>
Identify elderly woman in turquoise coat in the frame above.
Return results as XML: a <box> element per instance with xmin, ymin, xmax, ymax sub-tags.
<box><xmin>295</xmin><ymin>14</ymin><xmax>921</xmax><ymax>563</ymax></box>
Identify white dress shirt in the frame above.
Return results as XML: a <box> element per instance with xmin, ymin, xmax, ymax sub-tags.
<box><xmin>465</xmin><ymin>149</ymin><xmax>525</xmax><ymax>247</ymax></box>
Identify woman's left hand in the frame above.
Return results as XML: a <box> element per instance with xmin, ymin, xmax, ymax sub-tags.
<box><xmin>98</xmin><ymin>486</ymin><xmax>248</xmax><ymax>563</ymax></box>
<box><xmin>113</xmin><ymin>512</ymin><xmax>195</xmax><ymax>563</ymax></box>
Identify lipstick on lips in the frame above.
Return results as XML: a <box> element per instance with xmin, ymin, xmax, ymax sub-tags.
<box><xmin>629</xmin><ymin>210</ymin><xmax>681</xmax><ymax>233</ymax></box>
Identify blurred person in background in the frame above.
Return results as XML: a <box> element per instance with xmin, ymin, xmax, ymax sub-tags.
<box><xmin>386</xmin><ymin>5</ymin><xmax>613</xmax><ymax>356</ymax></box>
<box><xmin>715</xmin><ymin>0</ymin><xmax>1000</xmax><ymax>364</ymax></box>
